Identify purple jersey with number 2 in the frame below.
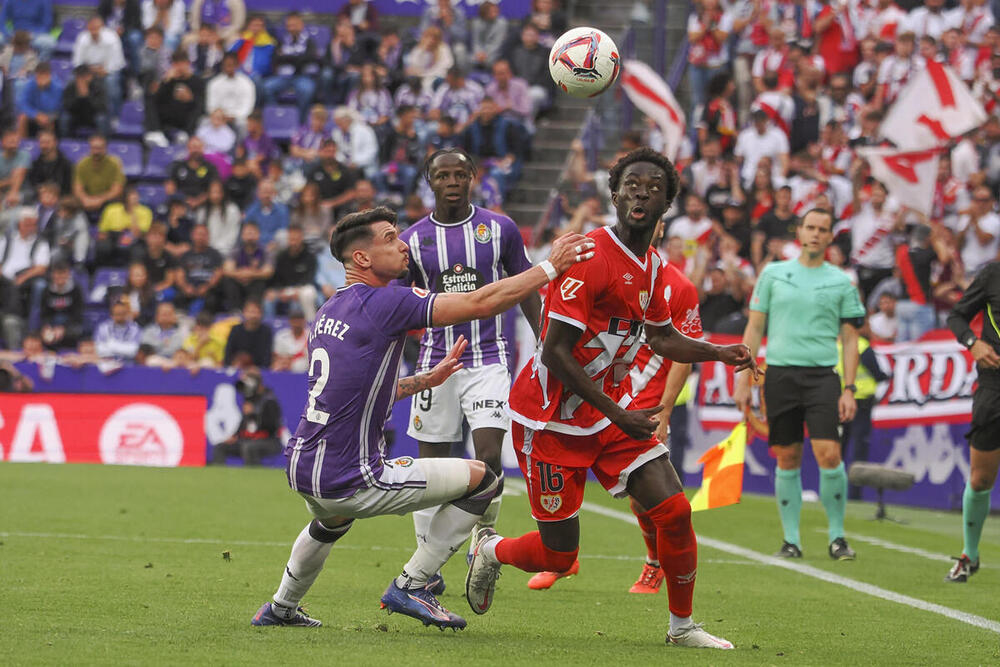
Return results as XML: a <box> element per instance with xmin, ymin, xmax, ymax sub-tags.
<box><xmin>287</xmin><ymin>283</ymin><xmax>437</xmax><ymax>499</ymax></box>
<box><xmin>400</xmin><ymin>205</ymin><xmax>533</xmax><ymax>371</ymax></box>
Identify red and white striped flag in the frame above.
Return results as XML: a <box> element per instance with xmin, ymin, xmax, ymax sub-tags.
<box><xmin>857</xmin><ymin>147</ymin><xmax>941</xmax><ymax>216</ymax></box>
<box><xmin>880</xmin><ymin>61</ymin><xmax>987</xmax><ymax>150</ymax></box>
<box><xmin>620</xmin><ymin>60</ymin><xmax>686</xmax><ymax>161</ymax></box>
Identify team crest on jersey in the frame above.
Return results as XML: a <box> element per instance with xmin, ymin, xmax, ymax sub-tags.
<box><xmin>413</xmin><ymin>415</ymin><xmax>423</xmax><ymax>431</ymax></box>
<box><xmin>391</xmin><ymin>456</ymin><xmax>414</xmax><ymax>468</ymax></box>
<box><xmin>474</xmin><ymin>223</ymin><xmax>492</xmax><ymax>244</ymax></box>
<box><xmin>560</xmin><ymin>277</ymin><xmax>584</xmax><ymax>300</ymax></box>
<box><xmin>639</xmin><ymin>290</ymin><xmax>650</xmax><ymax>311</ymax></box>
<box><xmin>539</xmin><ymin>494</ymin><xmax>562</xmax><ymax>513</ymax></box>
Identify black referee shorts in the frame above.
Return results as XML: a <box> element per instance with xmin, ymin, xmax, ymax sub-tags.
<box><xmin>763</xmin><ymin>366</ymin><xmax>842</xmax><ymax>447</ymax></box>
<box><xmin>968</xmin><ymin>385</ymin><xmax>1000</xmax><ymax>452</ymax></box>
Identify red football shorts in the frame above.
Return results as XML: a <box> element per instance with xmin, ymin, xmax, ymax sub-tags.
<box><xmin>511</xmin><ymin>422</ymin><xmax>669</xmax><ymax>522</ymax></box>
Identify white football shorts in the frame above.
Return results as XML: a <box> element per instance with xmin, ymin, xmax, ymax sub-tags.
<box><xmin>406</xmin><ymin>364</ymin><xmax>511</xmax><ymax>443</ymax></box>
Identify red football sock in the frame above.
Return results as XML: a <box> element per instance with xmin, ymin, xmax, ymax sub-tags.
<box><xmin>647</xmin><ymin>493</ymin><xmax>697</xmax><ymax>618</ymax></box>
<box><xmin>494</xmin><ymin>531</ymin><xmax>578</xmax><ymax>572</ymax></box>
<box><xmin>629</xmin><ymin>497</ymin><xmax>659</xmax><ymax>563</ymax></box>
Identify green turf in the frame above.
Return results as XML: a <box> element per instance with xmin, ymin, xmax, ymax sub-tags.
<box><xmin>2</xmin><ymin>463</ymin><xmax>999</xmax><ymax>665</ymax></box>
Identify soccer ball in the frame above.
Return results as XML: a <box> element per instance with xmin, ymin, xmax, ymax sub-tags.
<box><xmin>548</xmin><ymin>27</ymin><xmax>621</xmax><ymax>98</ymax></box>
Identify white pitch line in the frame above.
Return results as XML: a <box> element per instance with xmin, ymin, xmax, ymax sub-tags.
<box><xmin>813</xmin><ymin>529</ymin><xmax>954</xmax><ymax>564</ymax></box>
<box><xmin>577</xmin><ymin>500</ymin><xmax>1000</xmax><ymax>635</ymax></box>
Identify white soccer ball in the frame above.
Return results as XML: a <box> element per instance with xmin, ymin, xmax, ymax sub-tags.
<box><xmin>548</xmin><ymin>27</ymin><xmax>621</xmax><ymax>99</ymax></box>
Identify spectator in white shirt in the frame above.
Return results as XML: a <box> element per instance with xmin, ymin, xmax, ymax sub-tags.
<box><xmin>867</xmin><ymin>293</ymin><xmax>899</xmax><ymax>343</ymax></box>
<box><xmin>271</xmin><ymin>305</ymin><xmax>309</xmax><ymax>372</ymax></box>
<box><xmin>140</xmin><ymin>301</ymin><xmax>187</xmax><ymax>362</ymax></box>
<box><xmin>905</xmin><ymin>0</ymin><xmax>951</xmax><ymax>40</ymax></box>
<box><xmin>197</xmin><ymin>108</ymin><xmax>237</xmax><ymax>155</ymax></box>
<box><xmin>734</xmin><ymin>109</ymin><xmax>789</xmax><ymax>189</ymax></box>
<box><xmin>72</xmin><ymin>15</ymin><xmax>125</xmax><ymax>117</ymax></box>
<box><xmin>95</xmin><ymin>298</ymin><xmax>142</xmax><ymax>361</ymax></box>
<box><xmin>206</xmin><ymin>52</ymin><xmax>256</xmax><ymax>132</ymax></box>
<box><xmin>0</xmin><ymin>207</ymin><xmax>49</xmax><ymax>318</ymax></box>
<box><xmin>875</xmin><ymin>31</ymin><xmax>921</xmax><ymax>108</ymax></box>
<box><xmin>331</xmin><ymin>106</ymin><xmax>378</xmax><ymax>178</ymax></box>
<box><xmin>141</xmin><ymin>0</ymin><xmax>186</xmax><ymax>51</ymax></box>
<box><xmin>959</xmin><ymin>186</ymin><xmax>1000</xmax><ymax>278</ymax></box>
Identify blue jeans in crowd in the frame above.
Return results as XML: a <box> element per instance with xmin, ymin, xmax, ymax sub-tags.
<box><xmin>262</xmin><ymin>74</ymin><xmax>317</xmax><ymax>122</ymax></box>
<box><xmin>895</xmin><ymin>300</ymin><xmax>937</xmax><ymax>342</ymax></box>
<box><xmin>319</xmin><ymin>67</ymin><xmax>359</xmax><ymax>106</ymax></box>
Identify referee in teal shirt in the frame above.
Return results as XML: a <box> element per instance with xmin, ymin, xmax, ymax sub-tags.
<box><xmin>735</xmin><ymin>209</ymin><xmax>866</xmax><ymax>560</ymax></box>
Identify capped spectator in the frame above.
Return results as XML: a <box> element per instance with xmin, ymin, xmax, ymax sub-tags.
<box><xmin>487</xmin><ymin>59</ymin><xmax>533</xmax><ymax>125</ymax></box>
<box><xmin>140</xmin><ymin>300</ymin><xmax>186</xmax><ymax>362</ymax></box>
<box><xmin>98</xmin><ymin>0</ymin><xmax>143</xmax><ymax>74</ymax></box>
<box><xmin>130</xmin><ymin>220</ymin><xmax>178</xmax><ymax>300</ymax></box>
<box><xmin>60</xmin><ymin>64</ymin><xmax>111</xmax><ymax>137</ymax></box>
<box><xmin>96</xmin><ymin>184</ymin><xmax>153</xmax><ymax>266</ymax></box>
<box><xmin>206</xmin><ymin>51</ymin><xmax>255</xmax><ymax>131</ymax></box>
<box><xmin>263</xmin><ymin>11</ymin><xmax>319</xmax><ymax>122</ymax></box>
<box><xmin>145</xmin><ymin>50</ymin><xmax>204</xmax><ymax>146</ymax></box>
<box><xmin>16</xmin><ymin>61</ymin><xmax>61</xmax><ymax>137</ymax></box>
<box><xmin>244</xmin><ymin>179</ymin><xmax>291</xmax><ymax>250</ymax></box>
<box><xmin>0</xmin><ymin>0</ymin><xmax>54</xmax><ymax>57</ymax></box>
<box><xmin>228</xmin><ymin>14</ymin><xmax>275</xmax><ymax>85</ymax></box>
<box><xmin>347</xmin><ymin>63</ymin><xmax>394</xmax><ymax>129</ymax></box>
<box><xmin>239</xmin><ymin>109</ymin><xmax>279</xmax><ymax>179</ymax></box>
<box><xmin>221</xmin><ymin>220</ymin><xmax>273</xmax><ymax>310</ymax></box>
<box><xmin>176</xmin><ymin>222</ymin><xmax>224</xmax><ymax>313</ymax></box>
<box><xmin>73</xmin><ymin>134</ymin><xmax>125</xmax><ymax>221</ymax></box>
<box><xmin>196</xmin><ymin>179</ymin><xmax>241</xmax><ymax>256</ymax></box>
<box><xmin>224</xmin><ymin>157</ymin><xmax>257</xmax><ymax>210</ymax></box>
<box><xmin>28</xmin><ymin>130</ymin><xmax>72</xmax><ymax>195</ymax></box>
<box><xmin>405</xmin><ymin>25</ymin><xmax>454</xmax><ymax>93</ymax></box>
<box><xmin>223</xmin><ymin>298</ymin><xmax>272</xmax><ymax>368</ymax></box>
<box><xmin>289</xmin><ymin>104</ymin><xmax>329</xmax><ymax>164</ymax></box>
<box><xmin>271</xmin><ymin>302</ymin><xmax>308</xmax><ymax>372</ymax></box>
<box><xmin>0</xmin><ymin>127</ymin><xmax>30</xmax><ymax>209</ymax></box>
<box><xmin>166</xmin><ymin>136</ymin><xmax>218</xmax><ymax>210</ymax></box>
<box><xmin>264</xmin><ymin>223</ymin><xmax>317</xmax><ymax>320</ymax></box>
<box><xmin>71</xmin><ymin>15</ymin><xmax>125</xmax><ymax>116</ymax></box>
<box><xmin>305</xmin><ymin>138</ymin><xmax>358</xmax><ymax>218</ymax></box>
<box><xmin>471</xmin><ymin>1</ymin><xmax>508</xmax><ymax>70</ymax></box>
<box><xmin>46</xmin><ymin>193</ymin><xmax>89</xmax><ymax>269</ymax></box>
<box><xmin>188</xmin><ymin>0</ymin><xmax>246</xmax><ymax>46</ymax></box>
<box><xmin>94</xmin><ymin>298</ymin><xmax>142</xmax><ymax>362</ymax></box>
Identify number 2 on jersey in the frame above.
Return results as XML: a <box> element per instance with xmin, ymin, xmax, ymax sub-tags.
<box><xmin>306</xmin><ymin>348</ymin><xmax>331</xmax><ymax>424</ymax></box>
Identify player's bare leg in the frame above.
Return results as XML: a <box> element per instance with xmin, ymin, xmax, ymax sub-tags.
<box><xmin>627</xmin><ymin>455</ymin><xmax>733</xmax><ymax>649</ymax></box>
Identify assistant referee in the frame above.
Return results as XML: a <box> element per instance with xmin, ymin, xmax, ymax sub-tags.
<box><xmin>734</xmin><ymin>209</ymin><xmax>866</xmax><ymax>561</ymax></box>
<box><xmin>944</xmin><ymin>260</ymin><xmax>1000</xmax><ymax>583</ymax></box>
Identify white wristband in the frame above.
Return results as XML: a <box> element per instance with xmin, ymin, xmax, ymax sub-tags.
<box><xmin>539</xmin><ymin>260</ymin><xmax>558</xmax><ymax>281</ymax></box>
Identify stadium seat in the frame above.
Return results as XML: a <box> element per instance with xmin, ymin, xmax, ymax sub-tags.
<box><xmin>49</xmin><ymin>58</ymin><xmax>74</xmax><ymax>85</ymax></box>
<box><xmin>262</xmin><ymin>105</ymin><xmax>298</xmax><ymax>141</ymax></box>
<box><xmin>89</xmin><ymin>268</ymin><xmax>129</xmax><ymax>306</ymax></box>
<box><xmin>116</xmin><ymin>101</ymin><xmax>145</xmax><ymax>139</ymax></box>
<box><xmin>108</xmin><ymin>141</ymin><xmax>144</xmax><ymax>178</ymax></box>
<box><xmin>58</xmin><ymin>139</ymin><xmax>89</xmax><ymax>164</ymax></box>
<box><xmin>142</xmin><ymin>144</ymin><xmax>186</xmax><ymax>180</ymax></box>
<box><xmin>83</xmin><ymin>306</ymin><xmax>107</xmax><ymax>334</ymax></box>
<box><xmin>55</xmin><ymin>17</ymin><xmax>87</xmax><ymax>57</ymax></box>
<box><xmin>21</xmin><ymin>139</ymin><xmax>40</xmax><ymax>161</ymax></box>
<box><xmin>305</xmin><ymin>25</ymin><xmax>332</xmax><ymax>54</ymax></box>
<box><xmin>136</xmin><ymin>183</ymin><xmax>168</xmax><ymax>209</ymax></box>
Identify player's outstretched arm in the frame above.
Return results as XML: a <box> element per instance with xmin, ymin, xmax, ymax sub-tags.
<box><xmin>733</xmin><ymin>310</ymin><xmax>766</xmax><ymax>412</ymax></box>
<box><xmin>430</xmin><ymin>233</ymin><xmax>595</xmax><ymax>328</ymax></box>
<box><xmin>396</xmin><ymin>336</ymin><xmax>467</xmax><ymax>401</ymax></box>
<box><xmin>646</xmin><ymin>321</ymin><xmax>759</xmax><ymax>373</ymax></box>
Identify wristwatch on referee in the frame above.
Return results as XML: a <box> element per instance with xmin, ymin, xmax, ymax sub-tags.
<box><xmin>844</xmin><ymin>383</ymin><xmax>857</xmax><ymax>394</ymax></box>
<box><xmin>962</xmin><ymin>332</ymin><xmax>978</xmax><ymax>350</ymax></box>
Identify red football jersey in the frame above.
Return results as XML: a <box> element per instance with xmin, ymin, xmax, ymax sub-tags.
<box><xmin>508</xmin><ymin>226</ymin><xmax>673</xmax><ymax>438</ymax></box>
<box><xmin>629</xmin><ymin>262</ymin><xmax>704</xmax><ymax>409</ymax></box>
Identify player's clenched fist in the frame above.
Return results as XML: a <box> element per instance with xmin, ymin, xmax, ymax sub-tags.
<box><xmin>612</xmin><ymin>406</ymin><xmax>662</xmax><ymax>441</ymax></box>
<box><xmin>547</xmin><ymin>232</ymin><xmax>596</xmax><ymax>273</ymax></box>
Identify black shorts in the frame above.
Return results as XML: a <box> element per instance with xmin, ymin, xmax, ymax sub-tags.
<box><xmin>968</xmin><ymin>385</ymin><xmax>1000</xmax><ymax>452</ymax></box>
<box><xmin>763</xmin><ymin>366</ymin><xmax>842</xmax><ymax>447</ymax></box>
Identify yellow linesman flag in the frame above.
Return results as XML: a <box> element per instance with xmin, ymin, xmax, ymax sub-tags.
<box><xmin>690</xmin><ymin>422</ymin><xmax>747</xmax><ymax>512</ymax></box>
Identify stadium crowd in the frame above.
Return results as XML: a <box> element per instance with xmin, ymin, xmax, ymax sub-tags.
<box><xmin>0</xmin><ymin>0</ymin><xmax>566</xmax><ymax>372</ymax></box>
<box><xmin>550</xmin><ymin>0</ymin><xmax>1000</xmax><ymax>346</ymax></box>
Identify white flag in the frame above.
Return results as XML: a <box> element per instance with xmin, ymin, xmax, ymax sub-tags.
<box><xmin>857</xmin><ymin>147</ymin><xmax>941</xmax><ymax>216</ymax></box>
<box><xmin>620</xmin><ymin>60</ymin><xmax>686</xmax><ymax>161</ymax></box>
<box><xmin>880</xmin><ymin>61</ymin><xmax>986</xmax><ymax>150</ymax></box>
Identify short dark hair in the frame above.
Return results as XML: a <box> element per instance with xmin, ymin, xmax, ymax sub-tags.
<box><xmin>607</xmin><ymin>147</ymin><xmax>680</xmax><ymax>204</ymax></box>
<box><xmin>422</xmin><ymin>148</ymin><xmax>477</xmax><ymax>183</ymax></box>
<box><xmin>799</xmin><ymin>208</ymin><xmax>834</xmax><ymax>230</ymax></box>
<box><xmin>330</xmin><ymin>206</ymin><xmax>397</xmax><ymax>263</ymax></box>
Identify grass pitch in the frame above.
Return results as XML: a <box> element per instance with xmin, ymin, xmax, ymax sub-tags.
<box><xmin>3</xmin><ymin>462</ymin><xmax>1000</xmax><ymax>665</ymax></box>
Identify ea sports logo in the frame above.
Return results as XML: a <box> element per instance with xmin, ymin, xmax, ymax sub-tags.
<box><xmin>99</xmin><ymin>403</ymin><xmax>184</xmax><ymax>466</ymax></box>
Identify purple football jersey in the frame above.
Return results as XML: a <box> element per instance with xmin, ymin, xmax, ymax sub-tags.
<box><xmin>399</xmin><ymin>205</ymin><xmax>533</xmax><ymax>371</ymax></box>
<box><xmin>287</xmin><ymin>283</ymin><xmax>436</xmax><ymax>499</ymax></box>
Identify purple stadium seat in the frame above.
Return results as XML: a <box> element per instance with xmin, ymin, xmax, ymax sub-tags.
<box><xmin>72</xmin><ymin>270</ymin><xmax>90</xmax><ymax>300</ymax></box>
<box><xmin>55</xmin><ymin>17</ymin><xmax>87</xmax><ymax>57</ymax></box>
<box><xmin>59</xmin><ymin>139</ymin><xmax>89</xmax><ymax>164</ymax></box>
<box><xmin>136</xmin><ymin>183</ymin><xmax>168</xmax><ymax>209</ymax></box>
<box><xmin>262</xmin><ymin>105</ymin><xmax>298</xmax><ymax>141</ymax></box>
<box><xmin>89</xmin><ymin>268</ymin><xmax>129</xmax><ymax>306</ymax></box>
<box><xmin>142</xmin><ymin>144</ymin><xmax>186</xmax><ymax>180</ymax></box>
<box><xmin>116</xmin><ymin>101</ymin><xmax>145</xmax><ymax>139</ymax></box>
<box><xmin>50</xmin><ymin>58</ymin><xmax>74</xmax><ymax>85</ymax></box>
<box><xmin>21</xmin><ymin>139</ymin><xmax>40</xmax><ymax>161</ymax></box>
<box><xmin>83</xmin><ymin>307</ymin><xmax>107</xmax><ymax>334</ymax></box>
<box><xmin>305</xmin><ymin>25</ymin><xmax>332</xmax><ymax>54</ymax></box>
<box><xmin>108</xmin><ymin>141</ymin><xmax>143</xmax><ymax>178</ymax></box>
